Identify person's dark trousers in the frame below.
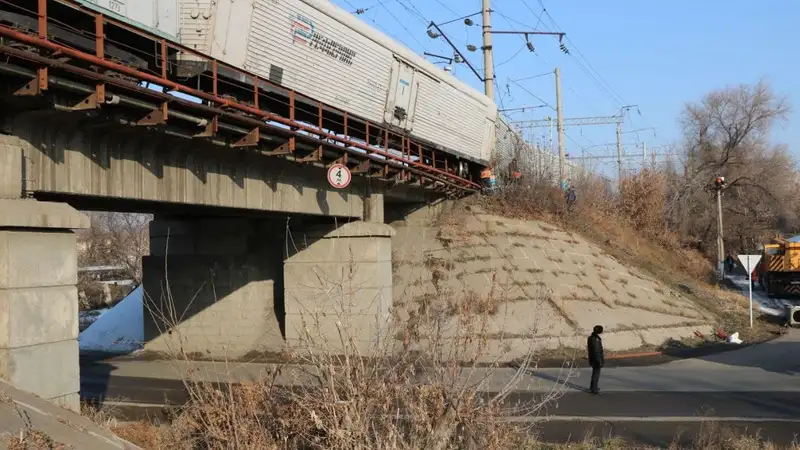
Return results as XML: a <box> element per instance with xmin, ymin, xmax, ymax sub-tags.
<box><xmin>590</xmin><ymin>365</ymin><xmax>601</xmax><ymax>393</ymax></box>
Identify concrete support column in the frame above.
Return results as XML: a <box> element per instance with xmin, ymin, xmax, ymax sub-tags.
<box><xmin>284</xmin><ymin>221</ymin><xmax>394</xmax><ymax>355</ymax></box>
<box><xmin>0</xmin><ymin>200</ymin><xmax>88</xmax><ymax>411</ymax></box>
<box><xmin>363</xmin><ymin>183</ymin><xmax>385</xmax><ymax>224</ymax></box>
<box><xmin>0</xmin><ymin>136</ymin><xmax>24</xmax><ymax>198</ymax></box>
<box><xmin>143</xmin><ymin>217</ymin><xmax>286</xmax><ymax>358</ymax></box>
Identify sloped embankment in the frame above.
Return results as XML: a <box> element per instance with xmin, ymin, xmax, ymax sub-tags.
<box><xmin>391</xmin><ymin>205</ymin><xmax>713</xmax><ymax>361</ymax></box>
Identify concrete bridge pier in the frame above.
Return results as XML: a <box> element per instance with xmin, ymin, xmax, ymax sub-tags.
<box><xmin>143</xmin><ymin>216</ymin><xmax>287</xmax><ymax>358</ymax></box>
<box><xmin>142</xmin><ymin>215</ymin><xmax>395</xmax><ymax>359</ymax></box>
<box><xmin>284</xmin><ymin>221</ymin><xmax>395</xmax><ymax>355</ymax></box>
<box><xmin>0</xmin><ymin>199</ymin><xmax>88</xmax><ymax>411</ymax></box>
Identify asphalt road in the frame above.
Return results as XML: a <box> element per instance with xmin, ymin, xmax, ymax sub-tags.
<box><xmin>80</xmin><ymin>372</ymin><xmax>800</xmax><ymax>447</ymax></box>
<box><xmin>80</xmin><ymin>329</ymin><xmax>800</xmax><ymax>446</ymax></box>
<box><xmin>80</xmin><ymin>371</ymin><xmax>800</xmax><ymax>420</ymax></box>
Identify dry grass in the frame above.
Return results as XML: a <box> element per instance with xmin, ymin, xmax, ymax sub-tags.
<box><xmin>101</xmin><ymin>231</ymin><xmax>570</xmax><ymax>450</ymax></box>
<box><xmin>5</xmin><ymin>429</ymin><xmax>71</xmax><ymax>450</ymax></box>
<box><xmin>102</xmin><ymin>417</ymin><xmax>800</xmax><ymax>450</ymax></box>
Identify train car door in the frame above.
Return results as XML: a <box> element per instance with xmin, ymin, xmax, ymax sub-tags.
<box><xmin>385</xmin><ymin>57</ymin><xmax>419</xmax><ymax>130</ymax></box>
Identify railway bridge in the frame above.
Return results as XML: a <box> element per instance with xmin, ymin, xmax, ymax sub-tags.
<box><xmin>0</xmin><ymin>0</ymin><xmax>480</xmax><ymax>411</ymax></box>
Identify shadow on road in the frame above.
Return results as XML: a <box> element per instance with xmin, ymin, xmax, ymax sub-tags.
<box><xmin>522</xmin><ymin>367</ymin><xmax>590</xmax><ymax>393</ymax></box>
<box><xmin>691</xmin><ymin>338</ymin><xmax>800</xmax><ymax>375</ymax></box>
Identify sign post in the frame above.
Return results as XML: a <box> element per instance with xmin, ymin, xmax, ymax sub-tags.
<box><xmin>327</xmin><ymin>164</ymin><xmax>352</xmax><ymax>189</ymax></box>
<box><xmin>737</xmin><ymin>254</ymin><xmax>762</xmax><ymax>328</ymax></box>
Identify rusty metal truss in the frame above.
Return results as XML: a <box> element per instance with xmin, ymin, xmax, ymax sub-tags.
<box><xmin>0</xmin><ymin>0</ymin><xmax>481</xmax><ymax>195</ymax></box>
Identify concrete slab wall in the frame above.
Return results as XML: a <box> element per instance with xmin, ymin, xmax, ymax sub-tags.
<box><xmin>284</xmin><ymin>221</ymin><xmax>395</xmax><ymax>355</ymax></box>
<box><xmin>0</xmin><ymin>135</ymin><xmax>22</xmax><ymax>198</ymax></box>
<box><xmin>3</xmin><ymin>114</ymin><xmax>375</xmax><ymax>218</ymax></box>
<box><xmin>391</xmin><ymin>207</ymin><xmax>713</xmax><ymax>363</ymax></box>
<box><xmin>0</xmin><ymin>200</ymin><xmax>88</xmax><ymax>411</ymax></box>
<box><xmin>143</xmin><ymin>217</ymin><xmax>285</xmax><ymax>358</ymax></box>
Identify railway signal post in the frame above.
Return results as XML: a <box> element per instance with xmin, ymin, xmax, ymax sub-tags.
<box><xmin>715</xmin><ymin>176</ymin><xmax>728</xmax><ymax>280</ymax></box>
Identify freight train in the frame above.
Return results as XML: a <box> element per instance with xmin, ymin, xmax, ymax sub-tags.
<box><xmin>1</xmin><ymin>0</ymin><xmax>497</xmax><ymax>170</ymax></box>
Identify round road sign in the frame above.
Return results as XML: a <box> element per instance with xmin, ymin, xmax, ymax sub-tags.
<box><xmin>327</xmin><ymin>163</ymin><xmax>352</xmax><ymax>189</ymax></box>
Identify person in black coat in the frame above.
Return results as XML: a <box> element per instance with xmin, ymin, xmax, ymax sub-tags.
<box><xmin>587</xmin><ymin>325</ymin><xmax>604</xmax><ymax>394</ymax></box>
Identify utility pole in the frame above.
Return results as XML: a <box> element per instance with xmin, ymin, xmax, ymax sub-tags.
<box><xmin>555</xmin><ymin>68</ymin><xmax>565</xmax><ymax>188</ymax></box>
<box><xmin>642</xmin><ymin>142</ymin><xmax>647</xmax><ymax>170</ymax></box>
<box><xmin>616</xmin><ymin>121</ymin><xmax>623</xmax><ymax>182</ymax></box>
<box><xmin>481</xmin><ymin>0</ymin><xmax>494</xmax><ymax>99</ymax></box>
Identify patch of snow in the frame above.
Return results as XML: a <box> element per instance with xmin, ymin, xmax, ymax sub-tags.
<box><xmin>78</xmin><ymin>286</ymin><xmax>144</xmax><ymax>354</ymax></box>
<box><xmin>727</xmin><ymin>275</ymin><xmax>797</xmax><ymax>317</ymax></box>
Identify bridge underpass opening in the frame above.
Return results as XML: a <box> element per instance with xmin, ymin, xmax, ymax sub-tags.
<box><xmin>2</xmin><ymin>190</ymin><xmax>396</xmax><ymax>412</ymax></box>
<box><xmin>135</xmin><ymin>209</ymin><xmax>395</xmax><ymax>360</ymax></box>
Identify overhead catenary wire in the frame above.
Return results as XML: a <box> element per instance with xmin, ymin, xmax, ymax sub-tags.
<box><xmin>532</xmin><ymin>0</ymin><xmax>660</xmax><ymax>134</ymax></box>
<box><xmin>377</xmin><ymin>1</ymin><xmax>430</xmax><ymax>51</ymax></box>
<box><xmin>512</xmin><ymin>0</ymin><xmax>624</xmax><ymax>111</ymax></box>
<box><xmin>533</xmin><ymin>0</ymin><xmax>627</xmax><ymax>107</ymax></box>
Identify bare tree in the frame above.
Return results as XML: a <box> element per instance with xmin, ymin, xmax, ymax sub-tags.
<box><xmin>667</xmin><ymin>79</ymin><xmax>795</xmax><ymax>255</ymax></box>
<box><xmin>77</xmin><ymin>212</ymin><xmax>152</xmax><ymax>283</ymax></box>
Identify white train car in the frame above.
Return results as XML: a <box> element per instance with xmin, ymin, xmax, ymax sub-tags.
<box><xmin>73</xmin><ymin>0</ymin><xmax>178</xmax><ymax>40</ymax></box>
<box><xmin>173</xmin><ymin>0</ymin><xmax>497</xmax><ymax>164</ymax></box>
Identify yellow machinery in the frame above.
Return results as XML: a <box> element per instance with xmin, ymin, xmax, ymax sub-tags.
<box><xmin>758</xmin><ymin>236</ymin><xmax>800</xmax><ymax>297</ymax></box>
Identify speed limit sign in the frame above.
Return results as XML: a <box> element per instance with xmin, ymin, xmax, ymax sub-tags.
<box><xmin>327</xmin><ymin>163</ymin><xmax>352</xmax><ymax>189</ymax></box>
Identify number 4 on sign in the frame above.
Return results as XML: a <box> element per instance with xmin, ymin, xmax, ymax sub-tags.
<box><xmin>737</xmin><ymin>254</ymin><xmax>762</xmax><ymax>329</ymax></box>
<box><xmin>327</xmin><ymin>163</ymin><xmax>352</xmax><ymax>189</ymax></box>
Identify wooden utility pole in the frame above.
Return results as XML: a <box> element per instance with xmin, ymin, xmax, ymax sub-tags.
<box><xmin>481</xmin><ymin>0</ymin><xmax>494</xmax><ymax>99</ymax></box>
<box><xmin>555</xmin><ymin>68</ymin><xmax>565</xmax><ymax>188</ymax></box>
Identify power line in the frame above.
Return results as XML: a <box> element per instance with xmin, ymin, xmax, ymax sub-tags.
<box><xmin>534</xmin><ymin>0</ymin><xmax>627</xmax><ymax>105</ymax></box>
<box><xmin>510</xmin><ymin>71</ymin><xmax>554</xmax><ymax>82</ymax></box>
<box><xmin>494</xmin><ymin>43</ymin><xmax>526</xmax><ymax>68</ymax></box>
<box><xmin>431</xmin><ymin>0</ymin><xmax>460</xmax><ymax>17</ymax></box>
<box><xmin>396</xmin><ymin>0</ymin><xmax>429</xmax><ymax>26</ymax></box>
<box><xmin>508</xmin><ymin>79</ymin><xmax>555</xmax><ymax>112</ymax></box>
<box><xmin>377</xmin><ymin>1</ymin><xmax>430</xmax><ymax>51</ymax></box>
<box><xmin>517</xmin><ymin>0</ymin><xmax>625</xmax><ymax>110</ymax></box>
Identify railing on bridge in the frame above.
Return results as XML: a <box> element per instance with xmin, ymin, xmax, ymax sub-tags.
<box><xmin>493</xmin><ymin>117</ymin><xmax>579</xmax><ymax>188</ymax></box>
<box><xmin>0</xmin><ymin>0</ymin><xmax>482</xmax><ymax>194</ymax></box>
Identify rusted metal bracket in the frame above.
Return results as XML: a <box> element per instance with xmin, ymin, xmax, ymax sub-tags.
<box><xmin>37</xmin><ymin>67</ymin><xmax>48</xmax><ymax>91</ymax></box>
<box><xmin>138</xmin><ymin>102</ymin><xmax>168</xmax><ymax>126</ymax></box>
<box><xmin>195</xmin><ymin>116</ymin><xmax>218</xmax><ymax>138</ymax></box>
<box><xmin>14</xmin><ymin>77</ymin><xmax>41</xmax><ymax>96</ymax></box>
<box><xmin>264</xmin><ymin>142</ymin><xmax>293</xmax><ymax>156</ymax></box>
<box><xmin>351</xmin><ymin>160</ymin><xmax>371</xmax><ymax>174</ymax></box>
<box><xmin>95</xmin><ymin>83</ymin><xmax>105</xmax><ymax>104</ymax></box>
<box><xmin>388</xmin><ymin>169</ymin><xmax>409</xmax><ymax>185</ymax></box>
<box><xmin>71</xmin><ymin>92</ymin><xmax>100</xmax><ymax>111</ymax></box>
<box><xmin>232</xmin><ymin>128</ymin><xmax>260</xmax><ymax>147</ymax></box>
<box><xmin>298</xmin><ymin>146</ymin><xmax>322</xmax><ymax>162</ymax></box>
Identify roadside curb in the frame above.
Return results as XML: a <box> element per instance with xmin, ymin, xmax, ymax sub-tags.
<box><xmin>606</xmin><ymin>351</ymin><xmax>663</xmax><ymax>360</ymax></box>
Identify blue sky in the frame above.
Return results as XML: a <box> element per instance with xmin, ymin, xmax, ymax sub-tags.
<box><xmin>332</xmin><ymin>0</ymin><xmax>798</xmax><ymax>174</ymax></box>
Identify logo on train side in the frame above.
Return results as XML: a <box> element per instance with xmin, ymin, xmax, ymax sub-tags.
<box><xmin>289</xmin><ymin>14</ymin><xmax>357</xmax><ymax>66</ymax></box>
